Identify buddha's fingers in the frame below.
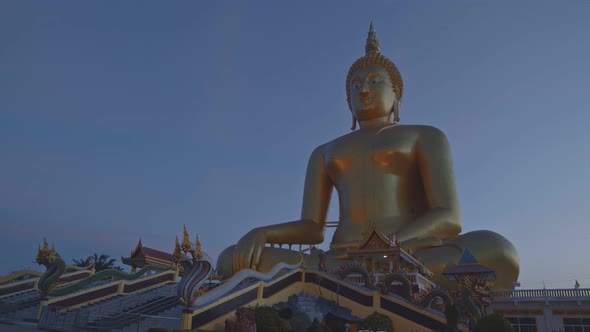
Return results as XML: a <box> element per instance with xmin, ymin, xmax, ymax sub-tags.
<box><xmin>251</xmin><ymin>238</ymin><xmax>264</xmax><ymax>270</ymax></box>
<box><xmin>233</xmin><ymin>228</ymin><xmax>267</xmax><ymax>273</ymax></box>
<box><xmin>233</xmin><ymin>240</ymin><xmax>252</xmax><ymax>273</ymax></box>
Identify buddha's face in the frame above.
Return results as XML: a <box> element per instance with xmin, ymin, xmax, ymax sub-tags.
<box><xmin>349</xmin><ymin>65</ymin><xmax>395</xmax><ymax>122</ymax></box>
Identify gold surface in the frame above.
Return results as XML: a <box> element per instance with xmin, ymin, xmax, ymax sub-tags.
<box><xmin>173</xmin><ymin>236</ymin><xmax>181</xmax><ymax>262</ymax></box>
<box><xmin>181</xmin><ymin>225</ymin><xmax>191</xmax><ymax>253</ymax></box>
<box><xmin>217</xmin><ymin>23</ymin><xmax>519</xmax><ymax>289</ymax></box>
<box><xmin>0</xmin><ymin>270</ymin><xmax>43</xmax><ymax>285</ymax></box>
<box><xmin>194</xmin><ymin>233</ymin><xmax>203</xmax><ymax>260</ymax></box>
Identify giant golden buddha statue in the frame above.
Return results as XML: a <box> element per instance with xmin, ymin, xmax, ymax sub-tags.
<box><xmin>217</xmin><ymin>23</ymin><xmax>519</xmax><ymax>289</ymax></box>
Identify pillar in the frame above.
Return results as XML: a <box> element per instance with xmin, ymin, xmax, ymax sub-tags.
<box><xmin>180</xmin><ymin>309</ymin><xmax>193</xmax><ymax>330</ymax></box>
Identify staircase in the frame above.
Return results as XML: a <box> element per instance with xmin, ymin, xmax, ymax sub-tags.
<box><xmin>121</xmin><ymin>304</ymin><xmax>182</xmax><ymax>332</ymax></box>
<box><xmin>276</xmin><ymin>292</ymin><xmax>361</xmax><ymax>324</ymax></box>
<box><xmin>0</xmin><ymin>290</ymin><xmax>41</xmax><ymax>323</ymax></box>
<box><xmin>84</xmin><ymin>294</ymin><xmax>179</xmax><ymax>331</ymax></box>
<box><xmin>39</xmin><ymin>283</ymin><xmax>179</xmax><ymax>331</ymax></box>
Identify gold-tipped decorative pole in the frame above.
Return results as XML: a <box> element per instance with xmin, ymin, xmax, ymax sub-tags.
<box><xmin>172</xmin><ymin>236</ymin><xmax>182</xmax><ymax>270</ymax></box>
<box><xmin>49</xmin><ymin>244</ymin><xmax>56</xmax><ymax>263</ymax></box>
<box><xmin>181</xmin><ymin>225</ymin><xmax>191</xmax><ymax>253</ymax></box>
<box><xmin>194</xmin><ymin>234</ymin><xmax>203</xmax><ymax>260</ymax></box>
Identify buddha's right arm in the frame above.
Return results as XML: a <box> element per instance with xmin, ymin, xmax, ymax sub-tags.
<box><xmin>262</xmin><ymin>219</ymin><xmax>325</xmax><ymax>245</ymax></box>
<box><xmin>263</xmin><ymin>146</ymin><xmax>332</xmax><ymax>245</ymax></box>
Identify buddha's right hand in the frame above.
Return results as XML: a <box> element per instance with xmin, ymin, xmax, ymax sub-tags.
<box><xmin>233</xmin><ymin>227</ymin><xmax>267</xmax><ymax>272</ymax></box>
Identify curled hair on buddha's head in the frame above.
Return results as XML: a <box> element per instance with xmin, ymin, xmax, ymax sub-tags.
<box><xmin>346</xmin><ymin>22</ymin><xmax>404</xmax><ymax>130</ymax></box>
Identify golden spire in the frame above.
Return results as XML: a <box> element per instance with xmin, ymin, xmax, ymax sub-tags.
<box><xmin>48</xmin><ymin>244</ymin><xmax>56</xmax><ymax>263</ymax></box>
<box><xmin>194</xmin><ymin>233</ymin><xmax>203</xmax><ymax>260</ymax></box>
<box><xmin>181</xmin><ymin>225</ymin><xmax>191</xmax><ymax>253</ymax></box>
<box><xmin>365</xmin><ymin>21</ymin><xmax>381</xmax><ymax>55</ymax></box>
<box><xmin>173</xmin><ymin>236</ymin><xmax>182</xmax><ymax>262</ymax></box>
<box><xmin>42</xmin><ymin>237</ymin><xmax>49</xmax><ymax>255</ymax></box>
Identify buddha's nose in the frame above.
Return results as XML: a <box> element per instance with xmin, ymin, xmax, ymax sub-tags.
<box><xmin>360</xmin><ymin>80</ymin><xmax>370</xmax><ymax>95</ymax></box>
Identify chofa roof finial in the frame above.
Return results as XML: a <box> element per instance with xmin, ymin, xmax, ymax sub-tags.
<box><xmin>365</xmin><ymin>21</ymin><xmax>381</xmax><ymax>55</ymax></box>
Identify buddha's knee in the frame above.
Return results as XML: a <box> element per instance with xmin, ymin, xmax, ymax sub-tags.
<box><xmin>453</xmin><ymin>230</ymin><xmax>520</xmax><ymax>288</ymax></box>
<box><xmin>216</xmin><ymin>245</ymin><xmax>236</xmax><ymax>278</ymax></box>
<box><xmin>453</xmin><ymin>230</ymin><xmax>519</xmax><ymax>264</ymax></box>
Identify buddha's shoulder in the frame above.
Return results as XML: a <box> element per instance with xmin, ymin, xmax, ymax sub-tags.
<box><xmin>310</xmin><ymin>125</ymin><xmax>449</xmax><ymax>156</ymax></box>
<box><xmin>328</xmin><ymin>124</ymin><xmax>447</xmax><ymax>141</ymax></box>
<box><xmin>402</xmin><ymin>124</ymin><xmax>449</xmax><ymax>139</ymax></box>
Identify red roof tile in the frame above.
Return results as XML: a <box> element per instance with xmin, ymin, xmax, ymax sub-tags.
<box><xmin>141</xmin><ymin>247</ymin><xmax>174</xmax><ymax>262</ymax></box>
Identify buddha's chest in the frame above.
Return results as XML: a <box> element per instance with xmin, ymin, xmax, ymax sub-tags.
<box><xmin>324</xmin><ymin>132</ymin><xmax>417</xmax><ymax>177</ymax></box>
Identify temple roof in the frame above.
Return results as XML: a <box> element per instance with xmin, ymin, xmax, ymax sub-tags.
<box><xmin>457</xmin><ymin>248</ymin><xmax>478</xmax><ymax>264</ymax></box>
<box><xmin>357</xmin><ymin>221</ymin><xmax>395</xmax><ymax>250</ymax></box>
<box><xmin>138</xmin><ymin>246</ymin><xmax>174</xmax><ymax>262</ymax></box>
<box><xmin>121</xmin><ymin>238</ymin><xmax>174</xmax><ymax>267</ymax></box>
<box><xmin>442</xmin><ymin>249</ymin><xmax>496</xmax><ymax>281</ymax></box>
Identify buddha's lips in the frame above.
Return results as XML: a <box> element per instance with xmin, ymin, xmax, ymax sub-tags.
<box><xmin>361</xmin><ymin>97</ymin><xmax>372</xmax><ymax>105</ymax></box>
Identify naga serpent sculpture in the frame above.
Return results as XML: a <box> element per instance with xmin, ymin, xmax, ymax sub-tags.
<box><xmin>336</xmin><ymin>263</ymin><xmax>377</xmax><ymax>290</ymax></box>
<box><xmin>192</xmin><ymin>259</ymin><xmax>302</xmax><ymax>308</ymax></box>
<box><xmin>174</xmin><ymin>227</ymin><xmax>302</xmax><ymax>308</ymax></box>
<box><xmin>0</xmin><ymin>270</ymin><xmax>43</xmax><ymax>285</ymax></box>
<box><xmin>380</xmin><ymin>273</ymin><xmax>413</xmax><ymax>301</ymax></box>
<box><xmin>35</xmin><ymin>241</ymin><xmax>66</xmax><ymax>298</ymax></box>
<box><xmin>50</xmin><ymin>265</ymin><xmax>170</xmax><ymax>297</ymax></box>
<box><xmin>334</xmin><ymin>261</ymin><xmax>455</xmax><ymax>315</ymax></box>
<box><xmin>377</xmin><ymin>268</ymin><xmax>491</xmax><ymax>327</ymax></box>
<box><xmin>379</xmin><ymin>272</ymin><xmax>453</xmax><ymax>309</ymax></box>
<box><xmin>35</xmin><ymin>239</ymin><xmax>170</xmax><ymax>298</ymax></box>
<box><xmin>176</xmin><ymin>250</ymin><xmax>212</xmax><ymax>307</ymax></box>
<box><xmin>456</xmin><ymin>276</ymin><xmax>492</xmax><ymax>326</ymax></box>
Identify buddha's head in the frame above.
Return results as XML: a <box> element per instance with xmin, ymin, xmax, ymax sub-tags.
<box><xmin>346</xmin><ymin>23</ymin><xmax>403</xmax><ymax>129</ymax></box>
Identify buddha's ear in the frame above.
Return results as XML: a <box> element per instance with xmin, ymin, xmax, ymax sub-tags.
<box><xmin>350</xmin><ymin>113</ymin><xmax>357</xmax><ymax>131</ymax></box>
<box><xmin>391</xmin><ymin>98</ymin><xmax>401</xmax><ymax>124</ymax></box>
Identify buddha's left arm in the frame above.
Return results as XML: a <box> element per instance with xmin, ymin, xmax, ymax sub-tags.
<box><xmin>396</xmin><ymin>127</ymin><xmax>462</xmax><ymax>243</ymax></box>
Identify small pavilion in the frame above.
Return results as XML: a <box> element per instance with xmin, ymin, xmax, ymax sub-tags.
<box><xmin>344</xmin><ymin>221</ymin><xmax>433</xmax><ymax>277</ymax></box>
<box><xmin>442</xmin><ymin>248</ymin><xmax>496</xmax><ymax>284</ymax></box>
<box><xmin>343</xmin><ymin>222</ymin><xmax>435</xmax><ymax>292</ymax></box>
<box><xmin>121</xmin><ymin>239</ymin><xmax>176</xmax><ymax>272</ymax></box>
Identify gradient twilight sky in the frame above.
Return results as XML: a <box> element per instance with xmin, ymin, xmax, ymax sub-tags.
<box><xmin>1</xmin><ymin>1</ymin><xmax>589</xmax><ymax>289</ymax></box>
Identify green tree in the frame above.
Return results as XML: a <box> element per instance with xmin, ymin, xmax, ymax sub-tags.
<box><xmin>253</xmin><ymin>305</ymin><xmax>290</xmax><ymax>332</ymax></box>
<box><xmin>360</xmin><ymin>312</ymin><xmax>394</xmax><ymax>332</ymax></box>
<box><xmin>473</xmin><ymin>313</ymin><xmax>514</xmax><ymax>332</ymax></box>
<box><xmin>72</xmin><ymin>253</ymin><xmax>124</xmax><ymax>272</ymax></box>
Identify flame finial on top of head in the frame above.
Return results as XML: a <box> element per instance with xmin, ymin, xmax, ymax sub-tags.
<box><xmin>365</xmin><ymin>21</ymin><xmax>381</xmax><ymax>55</ymax></box>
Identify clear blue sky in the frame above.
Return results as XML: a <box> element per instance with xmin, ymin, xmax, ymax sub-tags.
<box><xmin>1</xmin><ymin>1</ymin><xmax>589</xmax><ymax>289</ymax></box>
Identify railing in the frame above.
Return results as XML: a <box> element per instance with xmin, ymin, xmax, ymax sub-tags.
<box><xmin>37</xmin><ymin>283</ymin><xmax>177</xmax><ymax>331</ymax></box>
<box><xmin>343</xmin><ymin>272</ymin><xmax>436</xmax><ymax>290</ymax></box>
<box><xmin>491</xmin><ymin>288</ymin><xmax>590</xmax><ymax>300</ymax></box>
<box><xmin>39</xmin><ymin>290</ymin><xmax>180</xmax><ymax>331</ymax></box>
<box><xmin>0</xmin><ymin>293</ymin><xmax>41</xmax><ymax>318</ymax></box>
<box><xmin>80</xmin><ymin>295</ymin><xmax>179</xmax><ymax>330</ymax></box>
<box><xmin>86</xmin><ymin>284</ymin><xmax>176</xmax><ymax>320</ymax></box>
